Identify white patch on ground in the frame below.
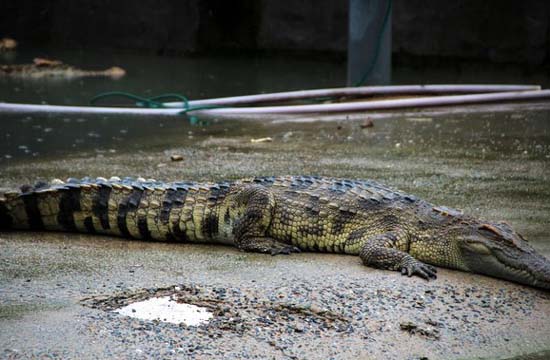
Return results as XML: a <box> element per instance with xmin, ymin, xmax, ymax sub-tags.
<box><xmin>114</xmin><ymin>296</ymin><xmax>213</xmax><ymax>326</ymax></box>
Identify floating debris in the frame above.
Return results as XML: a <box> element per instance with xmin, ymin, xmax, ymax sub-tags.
<box><xmin>0</xmin><ymin>38</ymin><xmax>17</xmax><ymax>51</ymax></box>
<box><xmin>115</xmin><ymin>296</ymin><xmax>213</xmax><ymax>326</ymax></box>
<box><xmin>250</xmin><ymin>137</ymin><xmax>273</xmax><ymax>143</ymax></box>
<box><xmin>33</xmin><ymin>58</ymin><xmax>63</xmax><ymax>67</ymax></box>
<box><xmin>170</xmin><ymin>154</ymin><xmax>184</xmax><ymax>162</ymax></box>
<box><xmin>0</xmin><ymin>58</ymin><xmax>126</xmax><ymax>79</ymax></box>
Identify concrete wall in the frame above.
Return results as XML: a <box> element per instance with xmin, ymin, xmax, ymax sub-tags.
<box><xmin>1</xmin><ymin>0</ymin><xmax>548</xmax><ymax>66</ymax></box>
<box><xmin>393</xmin><ymin>0</ymin><xmax>549</xmax><ymax>65</ymax></box>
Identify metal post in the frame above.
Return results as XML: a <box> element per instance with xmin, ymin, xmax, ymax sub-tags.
<box><xmin>347</xmin><ymin>0</ymin><xmax>392</xmax><ymax>86</ymax></box>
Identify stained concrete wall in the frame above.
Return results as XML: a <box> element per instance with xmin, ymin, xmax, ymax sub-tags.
<box><xmin>392</xmin><ymin>0</ymin><xmax>550</xmax><ymax>65</ymax></box>
<box><xmin>1</xmin><ymin>0</ymin><xmax>548</xmax><ymax>66</ymax></box>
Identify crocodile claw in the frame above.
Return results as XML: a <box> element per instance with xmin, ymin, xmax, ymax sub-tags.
<box><xmin>400</xmin><ymin>261</ymin><xmax>437</xmax><ymax>280</ymax></box>
<box><xmin>270</xmin><ymin>245</ymin><xmax>301</xmax><ymax>256</ymax></box>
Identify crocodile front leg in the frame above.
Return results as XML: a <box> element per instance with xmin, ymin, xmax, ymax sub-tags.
<box><xmin>358</xmin><ymin>232</ymin><xmax>438</xmax><ymax>280</ymax></box>
<box><xmin>231</xmin><ymin>185</ymin><xmax>300</xmax><ymax>256</ymax></box>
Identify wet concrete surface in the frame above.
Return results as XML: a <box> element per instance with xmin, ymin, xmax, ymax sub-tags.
<box><xmin>1</xmin><ymin>104</ymin><xmax>550</xmax><ymax>359</ymax></box>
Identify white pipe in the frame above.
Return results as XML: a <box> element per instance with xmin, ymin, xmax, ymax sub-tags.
<box><xmin>165</xmin><ymin>84</ymin><xmax>542</xmax><ymax>107</ymax></box>
<box><xmin>190</xmin><ymin>90</ymin><xmax>550</xmax><ymax>115</ymax></box>
<box><xmin>0</xmin><ymin>103</ymin><xmax>182</xmax><ymax>116</ymax></box>
<box><xmin>0</xmin><ymin>89</ymin><xmax>548</xmax><ymax>118</ymax></box>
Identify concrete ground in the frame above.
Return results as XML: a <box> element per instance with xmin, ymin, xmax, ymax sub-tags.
<box><xmin>1</xmin><ymin>104</ymin><xmax>550</xmax><ymax>359</ymax></box>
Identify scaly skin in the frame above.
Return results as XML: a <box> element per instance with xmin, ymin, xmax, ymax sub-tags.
<box><xmin>1</xmin><ymin>175</ymin><xmax>549</xmax><ymax>290</ymax></box>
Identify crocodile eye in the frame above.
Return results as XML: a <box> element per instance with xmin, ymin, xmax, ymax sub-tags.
<box><xmin>478</xmin><ymin>224</ymin><xmax>502</xmax><ymax>238</ymax></box>
<box><xmin>497</xmin><ymin>221</ymin><xmax>514</xmax><ymax>232</ymax></box>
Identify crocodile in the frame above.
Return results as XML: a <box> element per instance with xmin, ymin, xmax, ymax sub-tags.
<box><xmin>1</xmin><ymin>175</ymin><xmax>549</xmax><ymax>290</ymax></box>
<box><xmin>0</xmin><ymin>57</ymin><xmax>125</xmax><ymax>79</ymax></box>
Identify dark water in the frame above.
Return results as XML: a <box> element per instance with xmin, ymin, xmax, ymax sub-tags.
<box><xmin>0</xmin><ymin>49</ymin><xmax>347</xmax><ymax>162</ymax></box>
<box><xmin>1</xmin><ymin>49</ymin><xmax>549</xmax><ymax>162</ymax></box>
<box><xmin>0</xmin><ymin>49</ymin><xmax>346</xmax><ymax>105</ymax></box>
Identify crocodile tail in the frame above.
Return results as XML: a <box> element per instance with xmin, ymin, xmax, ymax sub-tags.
<box><xmin>0</xmin><ymin>177</ymin><xmax>231</xmax><ymax>243</ymax></box>
<box><xmin>0</xmin><ymin>179</ymin><xmax>124</xmax><ymax>235</ymax></box>
<box><xmin>0</xmin><ymin>178</ymin><xmax>181</xmax><ymax>240</ymax></box>
<box><xmin>0</xmin><ymin>180</ymin><xmax>69</xmax><ymax>231</ymax></box>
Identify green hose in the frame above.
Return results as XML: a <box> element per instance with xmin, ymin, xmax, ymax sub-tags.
<box><xmin>90</xmin><ymin>91</ymin><xmax>224</xmax><ymax>125</ymax></box>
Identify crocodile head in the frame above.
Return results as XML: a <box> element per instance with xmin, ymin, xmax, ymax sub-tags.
<box><xmin>453</xmin><ymin>221</ymin><xmax>550</xmax><ymax>290</ymax></box>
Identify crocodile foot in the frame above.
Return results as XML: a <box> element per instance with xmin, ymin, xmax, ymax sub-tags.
<box><xmin>400</xmin><ymin>259</ymin><xmax>437</xmax><ymax>280</ymax></box>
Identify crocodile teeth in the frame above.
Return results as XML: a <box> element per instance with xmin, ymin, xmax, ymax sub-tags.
<box><xmin>137</xmin><ymin>177</ymin><xmax>146</xmax><ymax>182</ymax></box>
<box><xmin>51</xmin><ymin>178</ymin><xmax>65</xmax><ymax>185</ymax></box>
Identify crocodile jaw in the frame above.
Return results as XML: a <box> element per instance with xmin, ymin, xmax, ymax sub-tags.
<box><xmin>462</xmin><ymin>247</ymin><xmax>550</xmax><ymax>290</ymax></box>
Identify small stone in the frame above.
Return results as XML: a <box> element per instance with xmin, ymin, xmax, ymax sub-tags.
<box><xmin>171</xmin><ymin>155</ymin><xmax>184</xmax><ymax>162</ymax></box>
<box><xmin>360</xmin><ymin>119</ymin><xmax>374</xmax><ymax>128</ymax></box>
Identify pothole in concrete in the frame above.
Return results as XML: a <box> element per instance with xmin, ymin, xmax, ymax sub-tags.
<box><xmin>114</xmin><ymin>296</ymin><xmax>213</xmax><ymax>326</ymax></box>
<box><xmin>82</xmin><ymin>283</ymin><xmax>351</xmax><ymax>335</ymax></box>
